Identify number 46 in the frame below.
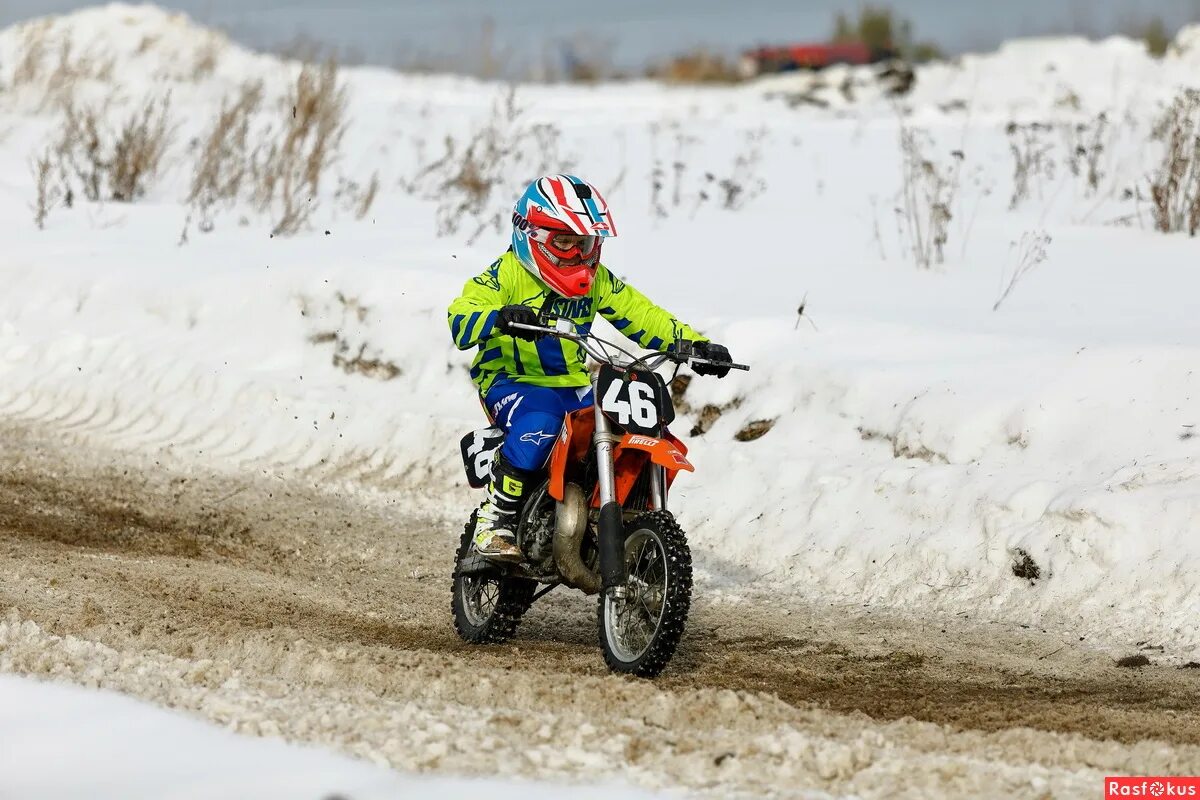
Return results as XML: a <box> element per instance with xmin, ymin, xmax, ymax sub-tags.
<box><xmin>602</xmin><ymin>379</ymin><xmax>657</xmax><ymax>428</ymax></box>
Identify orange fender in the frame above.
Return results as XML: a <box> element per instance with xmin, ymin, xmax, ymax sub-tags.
<box><xmin>619</xmin><ymin>433</ymin><xmax>694</xmax><ymax>472</ymax></box>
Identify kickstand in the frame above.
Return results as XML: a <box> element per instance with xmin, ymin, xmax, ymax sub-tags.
<box><xmin>531</xmin><ymin>583</ymin><xmax>558</xmax><ymax>603</ymax></box>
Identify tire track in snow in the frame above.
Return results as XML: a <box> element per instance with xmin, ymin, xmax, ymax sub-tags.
<box><xmin>0</xmin><ymin>328</ymin><xmax>462</xmax><ymax>495</ymax></box>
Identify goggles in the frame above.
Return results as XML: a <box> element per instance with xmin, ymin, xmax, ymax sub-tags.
<box><xmin>529</xmin><ymin>227</ymin><xmax>600</xmax><ymax>259</ymax></box>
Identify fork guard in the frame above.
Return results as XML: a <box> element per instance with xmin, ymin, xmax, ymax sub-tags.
<box><xmin>597</xmin><ymin>500</ymin><xmax>626</xmax><ymax>590</ymax></box>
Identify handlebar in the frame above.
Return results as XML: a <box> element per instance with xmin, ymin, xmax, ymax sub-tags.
<box><xmin>508</xmin><ymin>319</ymin><xmax>750</xmax><ymax>374</ymax></box>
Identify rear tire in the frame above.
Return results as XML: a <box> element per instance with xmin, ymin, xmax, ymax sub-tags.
<box><xmin>451</xmin><ymin>511</ymin><xmax>537</xmax><ymax>644</ymax></box>
<box><xmin>597</xmin><ymin>510</ymin><xmax>692</xmax><ymax>677</ymax></box>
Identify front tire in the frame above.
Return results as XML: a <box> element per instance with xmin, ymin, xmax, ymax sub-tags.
<box><xmin>451</xmin><ymin>511</ymin><xmax>536</xmax><ymax>644</ymax></box>
<box><xmin>598</xmin><ymin>510</ymin><xmax>693</xmax><ymax>677</ymax></box>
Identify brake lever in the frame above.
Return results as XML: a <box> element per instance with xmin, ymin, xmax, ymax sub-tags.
<box><xmin>509</xmin><ymin>320</ymin><xmax>580</xmax><ymax>340</ymax></box>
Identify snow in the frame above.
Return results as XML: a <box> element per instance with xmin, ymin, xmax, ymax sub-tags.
<box><xmin>0</xmin><ymin>0</ymin><xmax>1198</xmax><ymax>679</ymax></box>
<box><xmin>0</xmin><ymin>674</ymin><xmax>664</xmax><ymax>799</ymax></box>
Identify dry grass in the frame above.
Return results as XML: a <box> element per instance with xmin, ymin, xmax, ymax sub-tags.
<box><xmin>186</xmin><ymin>81</ymin><xmax>264</xmax><ymax>230</ymax></box>
<box><xmin>1006</xmin><ymin>121</ymin><xmax>1055</xmax><ymax>210</ymax></box>
<box><xmin>192</xmin><ymin>34</ymin><xmax>221</xmax><ymax>81</ymax></box>
<box><xmin>12</xmin><ymin>22</ymin><xmax>52</xmax><ymax>87</ymax></box>
<box><xmin>1149</xmin><ymin>89</ymin><xmax>1200</xmax><ymax>237</ymax></box>
<box><xmin>402</xmin><ymin>87</ymin><xmax>570</xmax><ymax>242</ymax></box>
<box><xmin>336</xmin><ymin>173</ymin><xmax>380</xmax><ymax>220</ymax></box>
<box><xmin>1062</xmin><ymin>112</ymin><xmax>1109</xmax><ymax>195</ymax></box>
<box><xmin>994</xmin><ymin>230</ymin><xmax>1051</xmax><ymax>311</ymax></box>
<box><xmin>108</xmin><ymin>96</ymin><xmax>174</xmax><ymax>201</ymax></box>
<box><xmin>53</xmin><ymin>92</ymin><xmax>174</xmax><ymax>203</ymax></box>
<box><xmin>29</xmin><ymin>149</ymin><xmax>58</xmax><ymax>229</ymax></box>
<box><xmin>253</xmin><ymin>60</ymin><xmax>348</xmax><ymax>235</ymax></box>
<box><xmin>11</xmin><ymin>23</ymin><xmax>116</xmax><ymax>109</ymax></box>
<box><xmin>896</xmin><ymin>127</ymin><xmax>963</xmax><ymax>269</ymax></box>
<box><xmin>184</xmin><ymin>59</ymin><xmax>362</xmax><ymax>238</ymax></box>
<box><xmin>647</xmin><ymin>123</ymin><xmax>768</xmax><ymax>221</ymax></box>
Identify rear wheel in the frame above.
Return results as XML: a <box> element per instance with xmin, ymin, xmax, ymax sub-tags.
<box><xmin>451</xmin><ymin>511</ymin><xmax>536</xmax><ymax>644</ymax></box>
<box><xmin>598</xmin><ymin>510</ymin><xmax>692</xmax><ymax>677</ymax></box>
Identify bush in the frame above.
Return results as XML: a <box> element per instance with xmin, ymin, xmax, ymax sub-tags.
<box><xmin>831</xmin><ymin>5</ymin><xmax>943</xmax><ymax>63</ymax></box>
<box><xmin>1148</xmin><ymin>89</ymin><xmax>1200</xmax><ymax>236</ymax></box>
<box><xmin>646</xmin><ymin>50</ymin><xmax>743</xmax><ymax>84</ymax></box>
<box><xmin>1126</xmin><ymin>17</ymin><xmax>1172</xmax><ymax>58</ymax></box>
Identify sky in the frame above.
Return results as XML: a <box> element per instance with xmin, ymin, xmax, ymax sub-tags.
<box><xmin>4</xmin><ymin>0</ymin><xmax>1199</xmax><ymax>74</ymax></box>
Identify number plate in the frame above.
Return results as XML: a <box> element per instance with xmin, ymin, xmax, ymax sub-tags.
<box><xmin>596</xmin><ymin>364</ymin><xmax>674</xmax><ymax>436</ymax></box>
<box><xmin>459</xmin><ymin>427</ymin><xmax>504</xmax><ymax>488</ymax></box>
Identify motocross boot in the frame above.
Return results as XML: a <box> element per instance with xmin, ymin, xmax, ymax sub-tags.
<box><xmin>472</xmin><ymin>453</ymin><xmax>534</xmax><ymax>563</ymax></box>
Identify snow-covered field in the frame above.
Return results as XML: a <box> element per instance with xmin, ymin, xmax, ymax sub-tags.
<box><xmin>1</xmin><ymin>3</ymin><xmax>1199</xmax><ymax>796</ymax></box>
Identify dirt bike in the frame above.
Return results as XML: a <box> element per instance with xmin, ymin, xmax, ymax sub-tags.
<box><xmin>450</xmin><ymin>317</ymin><xmax>748</xmax><ymax>677</ymax></box>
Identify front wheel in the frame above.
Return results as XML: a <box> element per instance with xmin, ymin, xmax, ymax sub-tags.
<box><xmin>598</xmin><ymin>510</ymin><xmax>693</xmax><ymax>677</ymax></box>
<box><xmin>451</xmin><ymin>511</ymin><xmax>536</xmax><ymax>644</ymax></box>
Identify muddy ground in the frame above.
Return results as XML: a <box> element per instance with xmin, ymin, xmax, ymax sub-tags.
<box><xmin>1</xmin><ymin>421</ymin><xmax>1197</xmax><ymax>798</ymax></box>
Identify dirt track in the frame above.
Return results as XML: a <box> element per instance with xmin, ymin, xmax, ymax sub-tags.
<box><xmin>1</xmin><ymin>420</ymin><xmax>1198</xmax><ymax>798</ymax></box>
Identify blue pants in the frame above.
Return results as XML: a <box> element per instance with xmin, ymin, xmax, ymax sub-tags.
<box><xmin>483</xmin><ymin>381</ymin><xmax>594</xmax><ymax>471</ymax></box>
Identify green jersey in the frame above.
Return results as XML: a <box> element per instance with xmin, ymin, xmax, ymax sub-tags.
<box><xmin>448</xmin><ymin>251</ymin><xmax>706</xmax><ymax>393</ymax></box>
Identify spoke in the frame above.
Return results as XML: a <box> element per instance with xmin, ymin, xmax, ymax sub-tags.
<box><xmin>634</xmin><ymin>537</ymin><xmax>651</xmax><ymax>573</ymax></box>
<box><xmin>608</xmin><ymin>534</ymin><xmax>673</xmax><ymax>660</ymax></box>
<box><xmin>639</xmin><ymin>594</ymin><xmax>658</xmax><ymax>622</ymax></box>
<box><xmin>639</xmin><ymin>548</ymin><xmax>660</xmax><ymax>581</ymax></box>
<box><xmin>633</xmin><ymin>612</ymin><xmax>652</xmax><ymax>651</ymax></box>
<box><xmin>466</xmin><ymin>579</ymin><xmax>483</xmax><ymax>605</ymax></box>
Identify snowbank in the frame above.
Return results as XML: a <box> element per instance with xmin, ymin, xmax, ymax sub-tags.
<box><xmin>0</xmin><ymin>4</ymin><xmax>1197</xmax><ymax>662</ymax></box>
<box><xmin>0</xmin><ymin>674</ymin><xmax>663</xmax><ymax>799</ymax></box>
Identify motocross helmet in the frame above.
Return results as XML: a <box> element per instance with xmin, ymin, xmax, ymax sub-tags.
<box><xmin>511</xmin><ymin>174</ymin><xmax>616</xmax><ymax>297</ymax></box>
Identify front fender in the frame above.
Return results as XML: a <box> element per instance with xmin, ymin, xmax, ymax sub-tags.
<box><xmin>618</xmin><ymin>433</ymin><xmax>694</xmax><ymax>472</ymax></box>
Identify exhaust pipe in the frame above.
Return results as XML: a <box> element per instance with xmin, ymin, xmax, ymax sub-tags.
<box><xmin>553</xmin><ymin>483</ymin><xmax>601</xmax><ymax>595</ymax></box>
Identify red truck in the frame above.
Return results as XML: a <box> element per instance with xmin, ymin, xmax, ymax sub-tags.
<box><xmin>740</xmin><ymin>41</ymin><xmax>896</xmax><ymax>76</ymax></box>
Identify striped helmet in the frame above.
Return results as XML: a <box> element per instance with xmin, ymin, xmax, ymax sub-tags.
<box><xmin>511</xmin><ymin>175</ymin><xmax>617</xmax><ymax>297</ymax></box>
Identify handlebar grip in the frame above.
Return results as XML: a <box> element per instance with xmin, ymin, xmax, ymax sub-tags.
<box><xmin>689</xmin><ymin>357</ymin><xmax>750</xmax><ymax>372</ymax></box>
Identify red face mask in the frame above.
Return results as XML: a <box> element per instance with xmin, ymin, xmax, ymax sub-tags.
<box><xmin>527</xmin><ymin>227</ymin><xmax>602</xmax><ymax>297</ymax></box>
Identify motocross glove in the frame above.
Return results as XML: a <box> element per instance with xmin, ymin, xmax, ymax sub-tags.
<box><xmin>496</xmin><ymin>304</ymin><xmax>542</xmax><ymax>341</ymax></box>
<box><xmin>690</xmin><ymin>341</ymin><xmax>732</xmax><ymax>378</ymax></box>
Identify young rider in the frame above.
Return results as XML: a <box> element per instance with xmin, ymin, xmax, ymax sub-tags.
<box><xmin>447</xmin><ymin>175</ymin><xmax>732</xmax><ymax>561</ymax></box>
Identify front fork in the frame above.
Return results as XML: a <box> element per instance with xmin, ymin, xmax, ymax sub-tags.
<box><xmin>592</xmin><ymin>379</ymin><xmax>667</xmax><ymax>592</ymax></box>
